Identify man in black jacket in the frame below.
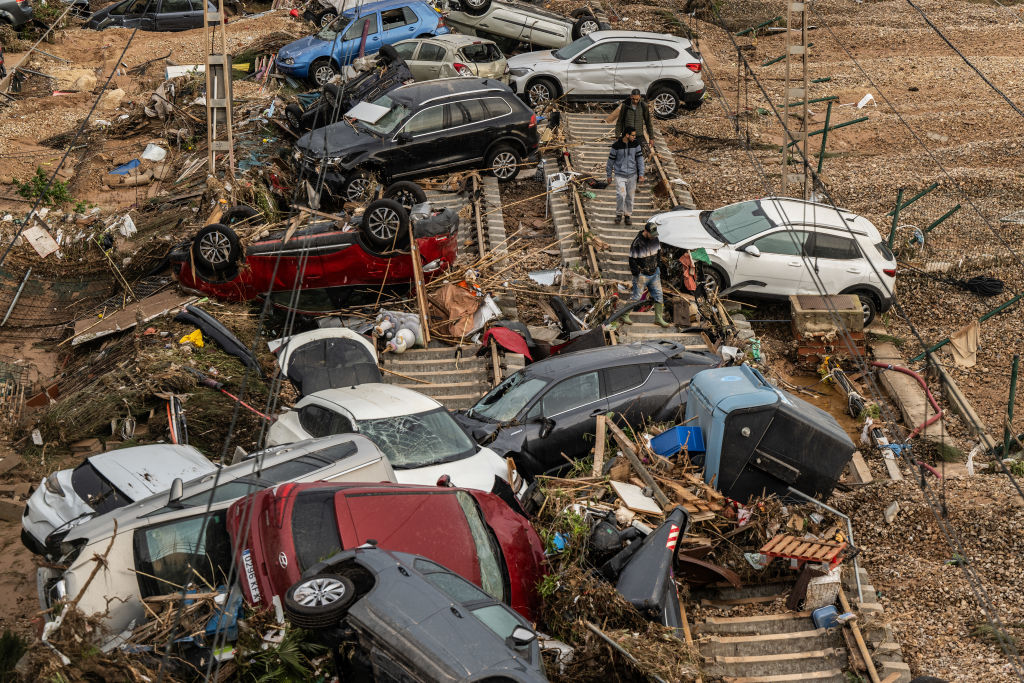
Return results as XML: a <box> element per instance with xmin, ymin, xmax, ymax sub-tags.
<box><xmin>624</xmin><ymin>223</ymin><xmax>670</xmax><ymax>327</ymax></box>
<box><xmin>614</xmin><ymin>89</ymin><xmax>653</xmax><ymax>141</ymax></box>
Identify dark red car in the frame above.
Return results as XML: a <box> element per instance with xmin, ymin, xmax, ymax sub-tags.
<box><xmin>227</xmin><ymin>481</ymin><xmax>547</xmax><ymax>621</ymax></box>
<box><xmin>169</xmin><ymin>198</ymin><xmax>458</xmax><ymax>303</ymax></box>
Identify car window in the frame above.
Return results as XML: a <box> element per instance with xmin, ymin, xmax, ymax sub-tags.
<box><xmin>160</xmin><ymin>0</ymin><xmax>189</xmax><ymax>12</ymax></box>
<box><xmin>874</xmin><ymin>240</ymin><xmax>894</xmax><ymax>261</ymax></box>
<box><xmin>402</xmin><ymin>6</ymin><xmax>418</xmax><ymax>24</ymax></box>
<box><xmin>461</xmin><ymin>42</ymin><xmax>501</xmax><ymax>62</ymax></box>
<box><xmin>751</xmin><ymin>230</ymin><xmax>808</xmax><ymax>256</ymax></box>
<box><xmin>356</xmin><ymin>407</ymin><xmax>476</xmax><ymax>468</ymax></box>
<box><xmin>343</xmin><ymin>14</ymin><xmax>378</xmax><ymax>40</ymax></box>
<box><xmin>604</xmin><ymin>363</ymin><xmax>653</xmax><ymax>396</ymax></box>
<box><xmin>470</xmin><ymin>373</ymin><xmax>549</xmax><ymax>422</ymax></box>
<box><xmin>133</xmin><ymin>511</ymin><xmax>231</xmax><ymax>599</ymax></box>
<box><xmin>417</xmin><ymin>42</ymin><xmax>445</xmax><ymax>62</ymax></box>
<box><xmin>455</xmin><ymin>491</ymin><xmax>505</xmax><ymax>600</ymax></box>
<box><xmin>618</xmin><ymin>42</ymin><xmax>653</xmax><ymax>63</ymax></box>
<box><xmin>482</xmin><ymin>96</ymin><xmax>511</xmax><ymax>118</ymax></box>
<box><xmin>292</xmin><ymin>489</ymin><xmax>343</xmax><ymax>570</ymax></box>
<box><xmin>381</xmin><ymin>7</ymin><xmax>411</xmax><ymax>29</ymax></box>
<box><xmin>71</xmin><ymin>462</ymin><xmax>133</xmax><ymax>515</ymax></box>
<box><xmin>654</xmin><ymin>44</ymin><xmax>679</xmax><ymax>60</ymax></box>
<box><xmin>424</xmin><ymin>567</ymin><xmax>492</xmax><ymax>604</ymax></box>
<box><xmin>707</xmin><ymin>200</ymin><xmax>776</xmax><ymax>243</ymax></box>
<box><xmin>541</xmin><ymin>371</ymin><xmax>600</xmax><ymax>416</ymax></box>
<box><xmin>402</xmin><ymin>104</ymin><xmax>446</xmax><ymax>136</ymax></box>
<box><xmin>553</xmin><ymin>35</ymin><xmax>593</xmax><ymax>60</ymax></box>
<box><xmin>472</xmin><ymin>604</ymin><xmax>523</xmax><ymax>640</ymax></box>
<box><xmin>111</xmin><ymin>0</ymin><xmax>149</xmax><ymax>14</ymax></box>
<box><xmin>362</xmin><ymin>94</ymin><xmax>410</xmax><ymax>135</ymax></box>
<box><xmin>460</xmin><ymin>99</ymin><xmax>490</xmax><ymax>124</ymax></box>
<box><xmin>578</xmin><ymin>41</ymin><xmax>619</xmax><ymax>64</ymax></box>
<box><xmin>299</xmin><ymin>404</ymin><xmax>354</xmax><ymax>438</ymax></box>
<box><xmin>393</xmin><ymin>40</ymin><xmax>418</xmax><ymax>59</ymax></box>
<box><xmin>805</xmin><ymin>233</ymin><xmax>860</xmax><ymax>260</ymax></box>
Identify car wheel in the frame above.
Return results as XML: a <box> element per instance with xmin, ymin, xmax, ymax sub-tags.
<box><xmin>571</xmin><ymin>14</ymin><xmax>600</xmax><ymax>39</ymax></box>
<box><xmin>310</xmin><ymin>58</ymin><xmax>339</xmax><ymax>87</ymax></box>
<box><xmin>342</xmin><ymin>170</ymin><xmax>374</xmax><ymax>203</ymax></box>
<box><xmin>855</xmin><ymin>291</ymin><xmax>878</xmax><ymax>326</ymax></box>
<box><xmin>285</xmin><ymin>103</ymin><xmax>304</xmax><ymax>131</ymax></box>
<box><xmin>382</xmin><ymin>181</ymin><xmax>427</xmax><ymax>212</ymax></box>
<box><xmin>486</xmin><ymin>145</ymin><xmax>522</xmax><ymax>182</ymax></box>
<box><xmin>526</xmin><ymin>77</ymin><xmax>557</xmax><ymax>107</ymax></box>
<box><xmin>650</xmin><ymin>85</ymin><xmax>681</xmax><ymax>119</ymax></box>
<box><xmin>699</xmin><ymin>264</ymin><xmax>725</xmax><ymax>294</ymax></box>
<box><xmin>317</xmin><ymin>10</ymin><xmax>337</xmax><ymax>28</ymax></box>
<box><xmin>361</xmin><ymin>198</ymin><xmax>410</xmax><ymax>251</ymax></box>
<box><xmin>462</xmin><ymin>0</ymin><xmax>491</xmax><ymax>15</ymax></box>
<box><xmin>193</xmin><ymin>223</ymin><xmax>240</xmax><ymax>273</ymax></box>
<box><xmin>284</xmin><ymin>573</ymin><xmax>357</xmax><ymax>630</ymax></box>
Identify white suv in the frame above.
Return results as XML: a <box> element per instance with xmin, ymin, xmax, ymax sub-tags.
<box><xmin>651</xmin><ymin>197</ymin><xmax>897</xmax><ymax>324</ymax></box>
<box><xmin>507</xmin><ymin>31</ymin><xmax>705</xmax><ymax>117</ymax></box>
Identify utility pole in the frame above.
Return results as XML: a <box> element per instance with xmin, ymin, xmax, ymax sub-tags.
<box><xmin>204</xmin><ymin>0</ymin><xmax>235</xmax><ymax>179</ymax></box>
<box><xmin>781</xmin><ymin>0</ymin><xmax>810</xmax><ymax>199</ymax></box>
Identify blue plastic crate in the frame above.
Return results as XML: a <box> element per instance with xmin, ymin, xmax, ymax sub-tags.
<box><xmin>651</xmin><ymin>425</ymin><xmax>705</xmax><ymax>457</ymax></box>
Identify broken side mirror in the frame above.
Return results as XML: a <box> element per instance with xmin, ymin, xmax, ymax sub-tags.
<box><xmin>573</xmin><ymin>56</ymin><xmax>588</xmax><ymax>64</ymax></box>
<box><xmin>509</xmin><ymin>626</ymin><xmax>536</xmax><ymax>648</ymax></box>
<box><xmin>538</xmin><ymin>418</ymin><xmax>555</xmax><ymax>439</ymax></box>
<box><xmin>742</xmin><ymin>244</ymin><xmax>761</xmax><ymax>257</ymax></box>
<box><xmin>396</xmin><ymin>132</ymin><xmax>412</xmax><ymax>144</ymax></box>
<box><xmin>167</xmin><ymin>478</ymin><xmax>184</xmax><ymax>508</ymax></box>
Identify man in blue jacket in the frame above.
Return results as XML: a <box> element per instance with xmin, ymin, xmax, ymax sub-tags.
<box><xmin>606</xmin><ymin>127</ymin><xmax>645</xmax><ymax>225</ymax></box>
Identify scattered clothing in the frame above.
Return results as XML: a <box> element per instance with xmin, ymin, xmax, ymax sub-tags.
<box><xmin>949</xmin><ymin>319</ymin><xmax>980</xmax><ymax>368</ymax></box>
<box><xmin>678</xmin><ymin>251</ymin><xmax>698</xmax><ymax>292</ymax></box>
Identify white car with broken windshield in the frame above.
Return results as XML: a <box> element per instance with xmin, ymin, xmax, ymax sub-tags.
<box><xmin>266</xmin><ymin>383</ymin><xmax>518</xmax><ymax>494</ymax></box>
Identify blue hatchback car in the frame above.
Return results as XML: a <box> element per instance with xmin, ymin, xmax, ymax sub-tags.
<box><xmin>277</xmin><ymin>0</ymin><xmax>450</xmax><ymax>86</ymax></box>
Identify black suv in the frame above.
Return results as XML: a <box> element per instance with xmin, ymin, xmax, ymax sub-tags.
<box><xmin>294</xmin><ymin>77</ymin><xmax>538</xmax><ymax>203</ymax></box>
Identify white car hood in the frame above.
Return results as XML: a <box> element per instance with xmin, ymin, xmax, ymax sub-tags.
<box><xmin>507</xmin><ymin>50</ymin><xmax>561</xmax><ymax>71</ymax></box>
<box><xmin>24</xmin><ymin>470</ymin><xmax>90</xmax><ymax>544</ymax></box>
<box><xmin>392</xmin><ymin>446</ymin><xmax>508</xmax><ymax>492</ymax></box>
<box><xmin>649</xmin><ymin>210</ymin><xmax>728</xmax><ymax>251</ymax></box>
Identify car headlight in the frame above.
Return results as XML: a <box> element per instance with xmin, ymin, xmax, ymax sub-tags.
<box><xmin>509</xmin><ymin>67</ymin><xmax>531</xmax><ymax>77</ymax></box>
<box><xmin>44</xmin><ymin>474</ymin><xmax>65</xmax><ymax>497</ymax></box>
<box><xmin>327</xmin><ymin>157</ymin><xmax>344</xmax><ymax>166</ymax></box>
<box><xmin>281</xmin><ymin>57</ymin><xmax>295</xmax><ymax>66</ymax></box>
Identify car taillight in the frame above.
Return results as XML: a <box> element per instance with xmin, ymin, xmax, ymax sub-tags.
<box><xmin>883</xmin><ymin>267</ymin><xmax>897</xmax><ymax>277</ymax></box>
<box><xmin>453</xmin><ymin>62</ymin><xmax>472</xmax><ymax>76</ymax></box>
<box><xmin>437</xmin><ymin>15</ymin><xmax>446</xmax><ymax>28</ymax></box>
<box><xmin>686</xmin><ymin>62</ymin><xmax>702</xmax><ymax>73</ymax></box>
<box><xmin>529</xmin><ymin>114</ymin><xmax>536</xmax><ymax>128</ymax></box>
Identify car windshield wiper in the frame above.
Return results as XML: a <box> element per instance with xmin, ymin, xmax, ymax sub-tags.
<box><xmin>699</xmin><ymin>210</ymin><xmax>727</xmax><ymax>242</ymax></box>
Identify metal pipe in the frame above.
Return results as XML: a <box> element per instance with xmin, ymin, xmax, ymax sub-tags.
<box><xmin>888</xmin><ymin>188</ymin><xmax>904</xmax><ymax>249</ymax></box>
<box><xmin>886</xmin><ymin>181</ymin><xmax>938</xmax><ymax>216</ymax></box>
<box><xmin>923</xmin><ymin>204</ymin><xmax>961</xmax><ymax>233</ymax></box>
<box><xmin>786</xmin><ymin>486</ymin><xmax>863</xmax><ymax>603</ymax></box>
<box><xmin>817</xmin><ymin>100</ymin><xmax>833</xmax><ymax>175</ymax></box>
<box><xmin>736</xmin><ymin>16</ymin><xmax>781</xmax><ymax>36</ymax></box>
<box><xmin>785</xmin><ymin>115</ymin><xmax>868</xmax><ymax>148</ymax></box>
<box><xmin>1004</xmin><ymin>355</ymin><xmax>1019</xmax><ymax>459</ymax></box>
<box><xmin>1</xmin><ymin>267</ymin><xmax>30</xmax><ymax>327</ymax></box>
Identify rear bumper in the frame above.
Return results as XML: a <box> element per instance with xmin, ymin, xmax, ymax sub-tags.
<box><xmin>682</xmin><ymin>87</ymin><xmax>705</xmax><ymax>104</ymax></box>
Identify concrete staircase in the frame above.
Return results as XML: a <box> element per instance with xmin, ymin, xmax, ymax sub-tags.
<box><xmin>379</xmin><ymin>345</ymin><xmax>490</xmax><ymax>411</ymax></box>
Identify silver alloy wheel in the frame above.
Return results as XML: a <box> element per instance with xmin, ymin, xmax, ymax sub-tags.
<box><xmin>319</xmin><ymin>11</ymin><xmax>336</xmax><ymax>27</ymax></box>
<box><xmin>198</xmin><ymin>230</ymin><xmax>232</xmax><ymax>265</ymax></box>
<box><xmin>527</xmin><ymin>82</ymin><xmax>552</xmax><ymax>106</ymax></box>
<box><xmin>653</xmin><ymin>92</ymin><xmax>678</xmax><ymax>117</ymax></box>
<box><xmin>492</xmin><ymin>151</ymin><xmax>517</xmax><ymax>179</ymax></box>
<box><xmin>702</xmin><ymin>271</ymin><xmax>720</xmax><ymax>294</ymax></box>
<box><xmin>293</xmin><ymin>576</ymin><xmax>348</xmax><ymax>607</ymax></box>
<box><xmin>465</xmin><ymin>0</ymin><xmax>486</xmax><ymax>8</ymax></box>
<box><xmin>345</xmin><ymin>177</ymin><xmax>372</xmax><ymax>202</ymax></box>
<box><xmin>861</xmin><ymin>299</ymin><xmax>873</xmax><ymax>325</ymax></box>
<box><xmin>579</xmin><ymin>18</ymin><xmax>599</xmax><ymax>34</ymax></box>
<box><xmin>314</xmin><ymin>64</ymin><xmax>336</xmax><ymax>86</ymax></box>
<box><xmin>367</xmin><ymin>205</ymin><xmax>402</xmax><ymax>240</ymax></box>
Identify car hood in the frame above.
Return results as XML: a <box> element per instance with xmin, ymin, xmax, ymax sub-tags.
<box><xmin>453</xmin><ymin>411</ymin><xmax>500</xmax><ymax>443</ymax></box>
<box><xmin>648</xmin><ymin>210</ymin><xmax>727</xmax><ymax>251</ymax></box>
<box><xmin>296</xmin><ymin>121</ymin><xmax>380</xmax><ymax>159</ymax></box>
<box><xmin>279</xmin><ymin>35</ymin><xmax>330</xmax><ymax>62</ymax></box>
<box><xmin>393</xmin><ymin>447</ymin><xmax>508</xmax><ymax>493</ymax></box>
<box><xmin>507</xmin><ymin>50</ymin><xmax>561</xmax><ymax>70</ymax></box>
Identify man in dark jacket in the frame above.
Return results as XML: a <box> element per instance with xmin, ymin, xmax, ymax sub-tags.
<box><xmin>624</xmin><ymin>223</ymin><xmax>670</xmax><ymax>327</ymax></box>
<box><xmin>614</xmin><ymin>89</ymin><xmax>653</xmax><ymax>141</ymax></box>
<box><xmin>606</xmin><ymin>127</ymin><xmax>645</xmax><ymax>225</ymax></box>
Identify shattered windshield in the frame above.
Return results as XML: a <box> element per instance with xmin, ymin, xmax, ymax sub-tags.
<box><xmin>359</xmin><ymin>94</ymin><xmax>410</xmax><ymax>135</ymax></box>
<box><xmin>356</xmin><ymin>408</ymin><xmax>476</xmax><ymax>468</ymax></box>
<box><xmin>707</xmin><ymin>200</ymin><xmax>776</xmax><ymax>244</ymax></box>
<box><xmin>553</xmin><ymin>35</ymin><xmax>593</xmax><ymax>60</ymax></box>
<box><xmin>469</xmin><ymin>372</ymin><xmax>548</xmax><ymax>423</ymax></box>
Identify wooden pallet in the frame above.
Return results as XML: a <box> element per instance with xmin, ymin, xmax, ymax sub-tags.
<box><xmin>759</xmin><ymin>534</ymin><xmax>847</xmax><ymax>569</ymax></box>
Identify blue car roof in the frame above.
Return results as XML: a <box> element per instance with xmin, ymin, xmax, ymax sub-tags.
<box><xmin>342</xmin><ymin>0</ymin><xmax>429</xmax><ymax>17</ymax></box>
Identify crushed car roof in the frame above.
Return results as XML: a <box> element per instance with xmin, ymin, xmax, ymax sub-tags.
<box><xmin>87</xmin><ymin>445</ymin><xmax>214</xmax><ymax>501</ymax></box>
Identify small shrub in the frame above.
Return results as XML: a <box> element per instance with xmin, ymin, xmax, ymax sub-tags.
<box><xmin>12</xmin><ymin>167</ymin><xmax>75</xmax><ymax>207</ymax></box>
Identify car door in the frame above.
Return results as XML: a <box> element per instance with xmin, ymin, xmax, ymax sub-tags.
<box><xmin>603</xmin><ymin>362</ymin><xmax>679</xmax><ymax>426</ymax></box>
<box><xmin>336</xmin><ymin>12</ymin><xmax>381</xmax><ymax>64</ymax></box>
<box><xmin>521</xmin><ymin>370</ymin><xmax>607</xmax><ymax>472</ymax></box>
<box><xmin>380</xmin><ymin>6</ymin><xmax>420</xmax><ymax>46</ymax></box>
<box><xmin>449</xmin><ymin>99</ymin><xmax>493</xmax><ymax>163</ymax></box>
<box><xmin>734</xmin><ymin>229</ymin><xmax>811</xmax><ymax>295</ymax></box>
<box><xmin>386</xmin><ymin>102</ymin><xmax>452</xmax><ymax>175</ymax></box>
<box><xmin>568</xmin><ymin>41</ymin><xmax>621</xmax><ymax>96</ymax></box>
<box><xmin>614</xmin><ymin>41</ymin><xmax>662</xmax><ymax>94</ymax></box>
<box><xmin>115</xmin><ymin>0</ymin><xmax>153</xmax><ymax>29</ymax></box>
<box><xmin>800</xmin><ymin>231</ymin><xmax>865</xmax><ymax>295</ymax></box>
<box><xmin>392</xmin><ymin>39</ymin><xmax>424</xmax><ymax>78</ymax></box>
<box><xmin>154</xmin><ymin>0</ymin><xmax>192</xmax><ymax>31</ymax></box>
<box><xmin>406</xmin><ymin>40</ymin><xmax>447</xmax><ymax>80</ymax></box>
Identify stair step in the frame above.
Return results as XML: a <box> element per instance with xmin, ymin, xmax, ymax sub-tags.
<box><xmin>421</xmin><ymin>393</ymin><xmax>483</xmax><ymax>411</ymax></box>
<box><xmin>721</xmin><ymin>669</ymin><xmax>846</xmax><ymax>683</ymax></box>
<box><xmin>700</xmin><ymin>629</ymin><xmax>838</xmax><ymax>657</ymax></box>
<box><xmin>386</xmin><ymin>367</ymin><xmax>488</xmax><ymax>379</ymax></box>
<box><xmin>696</xmin><ymin>612</ymin><xmax>815</xmax><ymax>635</ymax></box>
<box><xmin>393</xmin><ymin>381</ymin><xmax>488</xmax><ymax>398</ymax></box>
<box><xmin>708</xmin><ymin>649</ymin><xmax>846</xmax><ymax>677</ymax></box>
<box><xmin>382</xmin><ymin>346</ymin><xmax>482</xmax><ymax>361</ymax></box>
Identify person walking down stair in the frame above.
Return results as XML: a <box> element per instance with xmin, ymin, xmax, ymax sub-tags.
<box><xmin>623</xmin><ymin>223</ymin><xmax>671</xmax><ymax>328</ymax></box>
<box><xmin>615</xmin><ymin>89</ymin><xmax>654</xmax><ymax>141</ymax></box>
<box><xmin>606</xmin><ymin>127</ymin><xmax>645</xmax><ymax>226</ymax></box>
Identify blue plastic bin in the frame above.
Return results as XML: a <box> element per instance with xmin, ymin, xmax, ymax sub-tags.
<box><xmin>651</xmin><ymin>425</ymin><xmax>706</xmax><ymax>457</ymax></box>
<box><xmin>812</xmin><ymin>605</ymin><xmax>839</xmax><ymax>629</ymax></box>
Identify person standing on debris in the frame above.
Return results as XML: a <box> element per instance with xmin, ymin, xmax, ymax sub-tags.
<box><xmin>606</xmin><ymin>127</ymin><xmax>645</xmax><ymax>226</ymax></box>
<box><xmin>615</xmin><ymin>89</ymin><xmax>653</xmax><ymax>142</ymax></box>
<box><xmin>622</xmin><ymin>223</ymin><xmax>671</xmax><ymax>328</ymax></box>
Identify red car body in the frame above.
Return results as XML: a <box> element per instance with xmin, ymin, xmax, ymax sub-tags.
<box><xmin>227</xmin><ymin>482</ymin><xmax>547</xmax><ymax>621</ymax></box>
<box><xmin>171</xmin><ymin>227</ymin><xmax>457</xmax><ymax>302</ymax></box>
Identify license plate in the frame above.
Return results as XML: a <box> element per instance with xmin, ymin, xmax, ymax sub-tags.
<box><xmin>241</xmin><ymin>549</ymin><xmax>262</xmax><ymax>603</ymax></box>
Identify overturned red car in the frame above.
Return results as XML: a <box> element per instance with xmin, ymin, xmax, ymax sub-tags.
<box><xmin>227</xmin><ymin>481</ymin><xmax>547</xmax><ymax>621</ymax></box>
<box><xmin>169</xmin><ymin>195</ymin><xmax>458</xmax><ymax>304</ymax></box>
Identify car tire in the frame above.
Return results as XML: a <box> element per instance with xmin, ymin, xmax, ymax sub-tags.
<box><xmin>525</xmin><ymin>77</ymin><xmax>558</xmax><ymax>107</ymax></box>
<box><xmin>342</xmin><ymin>170</ymin><xmax>375</xmax><ymax>203</ymax></box>
<box><xmin>699</xmin><ymin>264</ymin><xmax>726</xmax><ymax>294</ymax></box>
<box><xmin>461</xmin><ymin>0</ymin><xmax>491</xmax><ymax>16</ymax></box>
<box><xmin>649</xmin><ymin>85</ymin><xmax>681</xmax><ymax>119</ymax></box>
<box><xmin>221</xmin><ymin>205</ymin><xmax>264</xmax><ymax>228</ymax></box>
<box><xmin>571</xmin><ymin>14</ymin><xmax>600</xmax><ymax>39</ymax></box>
<box><xmin>192</xmin><ymin>223</ymin><xmax>241</xmax><ymax>273</ymax></box>
<box><xmin>362</xmin><ymin>198</ymin><xmax>410</xmax><ymax>251</ymax></box>
<box><xmin>285</xmin><ymin>103</ymin><xmax>304</xmax><ymax>131</ymax></box>
<box><xmin>854</xmin><ymin>291</ymin><xmax>878</xmax><ymax>326</ymax></box>
<box><xmin>310</xmin><ymin>58</ymin><xmax>339</xmax><ymax>87</ymax></box>
<box><xmin>486</xmin><ymin>145</ymin><xmax>522</xmax><ymax>182</ymax></box>
<box><xmin>382</xmin><ymin>181</ymin><xmax>427</xmax><ymax>212</ymax></box>
<box><xmin>316</xmin><ymin>9</ymin><xmax>337</xmax><ymax>28</ymax></box>
<box><xmin>283</xmin><ymin>573</ymin><xmax>357</xmax><ymax>629</ymax></box>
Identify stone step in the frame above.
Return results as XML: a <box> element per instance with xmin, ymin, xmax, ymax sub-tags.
<box><xmin>393</xmin><ymin>381</ymin><xmax>488</xmax><ymax>398</ymax></box>
<box><xmin>387</xmin><ymin>367</ymin><xmax>488</xmax><ymax>380</ymax></box>
<box><xmin>707</xmin><ymin>649</ymin><xmax>846</xmax><ymax>678</ymax></box>
<box><xmin>382</xmin><ymin>358</ymin><xmax>487</xmax><ymax>373</ymax></box>
<box><xmin>696</xmin><ymin>612</ymin><xmax>815</xmax><ymax>635</ymax></box>
<box><xmin>720</xmin><ymin>670</ymin><xmax>847</xmax><ymax>683</ymax></box>
<box><xmin>429</xmin><ymin>394</ymin><xmax>480</xmax><ymax>411</ymax></box>
<box><xmin>699</xmin><ymin>629</ymin><xmax>838</xmax><ymax>658</ymax></box>
<box><xmin>381</xmin><ymin>347</ymin><xmax>481</xmax><ymax>361</ymax></box>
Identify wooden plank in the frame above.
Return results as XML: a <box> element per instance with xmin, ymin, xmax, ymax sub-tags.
<box><xmin>847</xmin><ymin>450</ymin><xmax>873</xmax><ymax>484</ymax></box>
<box><xmin>610</xmin><ymin>480</ymin><xmax>662</xmax><ymax>515</ymax></box>
<box><xmin>678</xmin><ymin>591</ymin><xmax>703</xmax><ymax>683</ymax></box>
<box><xmin>838</xmin><ymin>589</ymin><xmax>882</xmax><ymax>683</ymax></box>
<box><xmin>606</xmin><ymin>420</ymin><xmax>670</xmax><ymax>508</ymax></box>
<box><xmin>592</xmin><ymin>414</ymin><xmax>606</xmax><ymax>477</ymax></box>
<box><xmin>701</xmin><ymin>595</ymin><xmax>781</xmax><ymax>607</ymax></box>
